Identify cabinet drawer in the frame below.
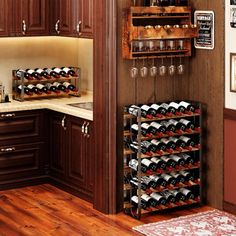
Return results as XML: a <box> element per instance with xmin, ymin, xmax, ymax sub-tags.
<box><xmin>0</xmin><ymin>110</ymin><xmax>44</xmax><ymax>144</ymax></box>
<box><xmin>0</xmin><ymin>142</ymin><xmax>45</xmax><ymax>182</ymax></box>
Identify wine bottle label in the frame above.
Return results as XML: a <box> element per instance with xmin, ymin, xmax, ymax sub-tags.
<box><xmin>141</xmin><ymin>159</ymin><xmax>152</xmax><ymax>167</ymax></box>
<box><xmin>151</xmin><ymin>139</ymin><xmax>161</xmax><ymax>146</ymax></box>
<box><xmin>151</xmin><ymin>157</ymin><xmax>161</xmax><ymax>164</ymax></box>
<box><xmin>160</xmin><ymin>138</ymin><xmax>169</xmax><ymax>145</ymax></box>
<box><xmin>179</xmin><ymin>136</ymin><xmax>191</xmax><ymax>143</ymax></box>
<box><xmin>141</xmin><ymin>105</ymin><xmax>150</xmax><ymax>112</ymax></box>
<box><xmin>141</xmin><ymin>194</ymin><xmax>151</xmax><ymax>202</ymax></box>
<box><xmin>36</xmin><ymin>84</ymin><xmax>44</xmax><ymax>89</ymax></box>
<box><xmin>169</xmin><ymin>137</ymin><xmax>178</xmax><ymax>143</ymax></box>
<box><xmin>53</xmin><ymin>82</ymin><xmax>60</xmax><ymax>87</ymax></box>
<box><xmin>160</xmin><ymin>156</ymin><xmax>171</xmax><ymax>162</ymax></box>
<box><xmin>179</xmin><ymin>153</ymin><xmax>191</xmax><ymax>160</ymax></box>
<box><xmin>179</xmin><ymin>188</ymin><xmax>192</xmax><ymax>196</ymax></box>
<box><xmin>27</xmin><ymin>84</ymin><xmax>35</xmax><ymax>89</ymax></box>
<box><xmin>141</xmin><ymin>123</ymin><xmax>150</xmax><ymax>130</ymax></box>
<box><xmin>150</xmin><ymin>104</ymin><xmax>160</xmax><ymax>110</ymax></box>
<box><xmin>142</xmin><ymin>141</ymin><xmax>152</xmax><ymax>149</ymax></box>
<box><xmin>63</xmin><ymin>82</ymin><xmax>70</xmax><ymax>87</ymax></box>
<box><xmin>179</xmin><ymin>119</ymin><xmax>191</xmax><ymax>126</ymax></box>
<box><xmin>141</xmin><ymin>176</ymin><xmax>152</xmax><ymax>185</ymax></box>
<box><xmin>130</xmin><ymin>179</ymin><xmax>139</xmax><ymax>187</ymax></box>
<box><xmin>169</xmin><ymin>102</ymin><xmax>180</xmax><ymax>109</ymax></box>
<box><xmin>160</xmin><ymin>103</ymin><xmax>169</xmax><ymax>110</ymax></box>
<box><xmin>169</xmin><ymin>119</ymin><xmax>178</xmax><ymax>125</ymax></box>
<box><xmin>179</xmin><ymin>170</ymin><xmax>191</xmax><ymax>177</ymax></box>
<box><xmin>131</xmin><ymin>124</ymin><xmax>139</xmax><ymax>131</ymax></box>
<box><xmin>150</xmin><ymin>193</ymin><xmax>163</xmax><ymax>201</ymax></box>
<box><xmin>128</xmin><ymin>159</ymin><xmax>138</xmax><ymax>170</ymax></box>
<box><xmin>35</xmin><ymin>69</ymin><xmax>44</xmax><ymax>73</ymax></box>
<box><xmin>149</xmin><ymin>175</ymin><xmax>161</xmax><ymax>182</ymax></box>
<box><xmin>45</xmin><ymin>68</ymin><xmax>53</xmax><ymax>73</ymax></box>
<box><xmin>53</xmin><ymin>68</ymin><xmax>61</xmax><ymax>73</ymax></box>
<box><xmin>131</xmin><ymin>196</ymin><xmax>139</xmax><ymax>204</ymax></box>
<box><xmin>128</xmin><ymin>105</ymin><xmax>139</xmax><ymax>116</ymax></box>
<box><xmin>170</xmin><ymin>155</ymin><xmax>181</xmax><ymax>162</ymax></box>
<box><xmin>26</xmin><ymin>69</ymin><xmax>34</xmax><ymax>74</ymax></box>
<box><xmin>150</xmin><ymin>122</ymin><xmax>162</xmax><ymax>129</ymax></box>
<box><xmin>62</xmin><ymin>67</ymin><xmax>70</xmax><ymax>73</ymax></box>
<box><xmin>161</xmin><ymin>190</ymin><xmax>172</xmax><ymax>198</ymax></box>
<box><xmin>170</xmin><ymin>172</ymin><xmax>181</xmax><ymax>179</ymax></box>
<box><xmin>161</xmin><ymin>174</ymin><xmax>172</xmax><ymax>181</ymax></box>
<box><xmin>179</xmin><ymin>101</ymin><xmax>191</xmax><ymax>108</ymax></box>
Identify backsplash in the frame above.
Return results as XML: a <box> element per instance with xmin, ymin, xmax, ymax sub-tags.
<box><xmin>0</xmin><ymin>37</ymin><xmax>93</xmax><ymax>95</ymax></box>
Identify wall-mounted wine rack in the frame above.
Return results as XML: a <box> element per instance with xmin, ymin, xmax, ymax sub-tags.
<box><xmin>123</xmin><ymin>101</ymin><xmax>202</xmax><ymax>219</ymax></box>
<box><xmin>12</xmin><ymin>67</ymin><xmax>80</xmax><ymax>102</ymax></box>
<box><xmin>122</xmin><ymin>6</ymin><xmax>198</xmax><ymax>59</ymax></box>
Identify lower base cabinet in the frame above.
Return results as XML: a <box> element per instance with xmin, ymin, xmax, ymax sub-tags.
<box><xmin>50</xmin><ymin>111</ymin><xmax>94</xmax><ymax>203</ymax></box>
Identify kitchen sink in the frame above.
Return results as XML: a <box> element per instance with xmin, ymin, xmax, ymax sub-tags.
<box><xmin>68</xmin><ymin>102</ymin><xmax>93</xmax><ymax>111</ymax></box>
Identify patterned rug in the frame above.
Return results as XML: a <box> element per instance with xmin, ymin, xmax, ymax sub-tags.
<box><xmin>133</xmin><ymin>210</ymin><xmax>236</xmax><ymax>236</ymax></box>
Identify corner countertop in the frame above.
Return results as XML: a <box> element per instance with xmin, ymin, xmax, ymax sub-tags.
<box><xmin>0</xmin><ymin>93</ymin><xmax>93</xmax><ymax>121</ymax></box>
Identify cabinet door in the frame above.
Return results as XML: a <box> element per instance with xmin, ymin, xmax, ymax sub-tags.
<box><xmin>67</xmin><ymin>117</ymin><xmax>93</xmax><ymax>201</ymax></box>
<box><xmin>49</xmin><ymin>112</ymin><xmax>66</xmax><ymax>180</ymax></box>
<box><xmin>0</xmin><ymin>0</ymin><xmax>13</xmax><ymax>36</ymax></box>
<box><xmin>73</xmin><ymin>0</ymin><xmax>94</xmax><ymax>38</ymax></box>
<box><xmin>15</xmin><ymin>0</ymin><xmax>49</xmax><ymax>36</ymax></box>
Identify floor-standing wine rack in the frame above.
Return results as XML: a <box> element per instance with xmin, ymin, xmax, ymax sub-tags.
<box><xmin>123</xmin><ymin>101</ymin><xmax>202</xmax><ymax>219</ymax></box>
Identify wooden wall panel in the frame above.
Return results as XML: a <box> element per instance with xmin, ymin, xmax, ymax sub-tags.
<box><xmin>116</xmin><ymin>0</ymin><xmax>224</xmax><ymax>211</ymax></box>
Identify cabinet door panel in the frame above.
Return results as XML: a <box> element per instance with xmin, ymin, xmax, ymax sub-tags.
<box><xmin>0</xmin><ymin>0</ymin><xmax>13</xmax><ymax>36</ymax></box>
<box><xmin>15</xmin><ymin>0</ymin><xmax>49</xmax><ymax>36</ymax></box>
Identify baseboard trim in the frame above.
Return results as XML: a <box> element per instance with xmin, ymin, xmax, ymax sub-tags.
<box><xmin>224</xmin><ymin>108</ymin><xmax>236</xmax><ymax>120</ymax></box>
<box><xmin>223</xmin><ymin>201</ymin><xmax>236</xmax><ymax>215</ymax></box>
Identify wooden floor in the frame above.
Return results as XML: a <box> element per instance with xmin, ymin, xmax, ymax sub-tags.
<box><xmin>0</xmin><ymin>184</ymin><xmax>213</xmax><ymax>236</ymax></box>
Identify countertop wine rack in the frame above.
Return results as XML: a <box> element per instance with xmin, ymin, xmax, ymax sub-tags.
<box><xmin>12</xmin><ymin>67</ymin><xmax>80</xmax><ymax>102</ymax></box>
<box><xmin>123</xmin><ymin>101</ymin><xmax>202</xmax><ymax>219</ymax></box>
<box><xmin>122</xmin><ymin>6</ymin><xmax>198</xmax><ymax>59</ymax></box>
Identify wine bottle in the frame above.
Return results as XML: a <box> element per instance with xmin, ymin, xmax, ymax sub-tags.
<box><xmin>159</xmin><ymin>103</ymin><xmax>176</xmax><ymax>116</ymax></box>
<box><xmin>178</xmin><ymin>101</ymin><xmax>196</xmax><ymax>114</ymax></box>
<box><xmin>150</xmin><ymin>157</ymin><xmax>166</xmax><ymax>172</ymax></box>
<box><xmin>150</xmin><ymin>103</ymin><xmax>167</xmax><ymax>118</ymax></box>
<box><xmin>141</xmin><ymin>141</ymin><xmax>158</xmax><ymax>154</ymax></box>
<box><xmin>168</xmin><ymin>119</ymin><xmax>186</xmax><ymax>134</ymax></box>
<box><xmin>161</xmin><ymin>190</ymin><xmax>176</xmax><ymax>203</ymax></box>
<box><xmin>169</xmin><ymin>102</ymin><xmax>186</xmax><ymax>115</ymax></box>
<box><xmin>160</xmin><ymin>138</ymin><xmax>176</xmax><ymax>153</ymax></box>
<box><xmin>27</xmin><ymin>84</ymin><xmax>42</xmax><ymax>95</ymax></box>
<box><xmin>141</xmin><ymin>123</ymin><xmax>156</xmax><ymax>137</ymax></box>
<box><xmin>141</xmin><ymin>158</ymin><xmax>157</xmax><ymax>172</ymax></box>
<box><xmin>179</xmin><ymin>153</ymin><xmax>195</xmax><ymax>165</ymax></box>
<box><xmin>169</xmin><ymin>190</ymin><xmax>186</xmax><ymax>202</ymax></box>
<box><xmin>26</xmin><ymin>69</ymin><xmax>42</xmax><ymax>80</ymax></box>
<box><xmin>179</xmin><ymin>170</ymin><xmax>195</xmax><ymax>182</ymax></box>
<box><xmin>179</xmin><ymin>136</ymin><xmax>195</xmax><ymax>150</ymax></box>
<box><xmin>160</xmin><ymin>120</ymin><xmax>176</xmax><ymax>136</ymax></box>
<box><xmin>141</xmin><ymin>194</ymin><xmax>157</xmax><ymax>208</ymax></box>
<box><xmin>17</xmin><ymin>85</ymin><xmax>33</xmax><ymax>96</ymax></box>
<box><xmin>130</xmin><ymin>177</ymin><xmax>149</xmax><ymax>191</ymax></box>
<box><xmin>52</xmin><ymin>67</ymin><xmax>69</xmax><ymax>77</ymax></box>
<box><xmin>52</xmin><ymin>82</ymin><xmax>69</xmax><ymax>93</ymax></box>
<box><xmin>149</xmin><ymin>175</ymin><xmax>167</xmax><ymax>188</ymax></box>
<box><xmin>61</xmin><ymin>67</ymin><xmax>78</xmax><ymax>77</ymax></box>
<box><xmin>150</xmin><ymin>193</ymin><xmax>167</xmax><ymax>206</ymax></box>
<box><xmin>169</xmin><ymin>154</ymin><xmax>185</xmax><ymax>168</ymax></box>
<box><xmin>160</xmin><ymin>156</ymin><xmax>176</xmax><ymax>170</ymax></box>
<box><xmin>170</xmin><ymin>172</ymin><xmax>185</xmax><ymax>184</ymax></box>
<box><xmin>179</xmin><ymin>188</ymin><xmax>195</xmax><ymax>200</ymax></box>
<box><xmin>140</xmin><ymin>104</ymin><xmax>157</xmax><ymax>119</ymax></box>
<box><xmin>141</xmin><ymin>176</ymin><xmax>158</xmax><ymax>189</ymax></box>
<box><xmin>131</xmin><ymin>196</ymin><xmax>150</xmax><ymax>210</ymax></box>
<box><xmin>43</xmin><ymin>68</ymin><xmax>60</xmax><ymax>78</ymax></box>
<box><xmin>150</xmin><ymin>139</ymin><xmax>166</xmax><ymax>155</ymax></box>
<box><xmin>36</xmin><ymin>84</ymin><xmax>51</xmax><ymax>94</ymax></box>
<box><xmin>161</xmin><ymin>173</ymin><xmax>177</xmax><ymax>186</ymax></box>
<box><xmin>45</xmin><ymin>83</ymin><xmax>60</xmax><ymax>93</ymax></box>
<box><xmin>128</xmin><ymin>105</ymin><xmax>140</xmax><ymax>117</ymax></box>
<box><xmin>130</xmin><ymin>142</ymin><xmax>147</xmax><ymax>154</ymax></box>
<box><xmin>179</xmin><ymin>119</ymin><xmax>195</xmax><ymax>133</ymax></box>
<box><xmin>63</xmin><ymin>82</ymin><xmax>77</xmax><ymax>92</ymax></box>
<box><xmin>150</xmin><ymin>122</ymin><xmax>166</xmax><ymax>137</ymax></box>
<box><xmin>16</xmin><ymin>69</ymin><xmax>33</xmax><ymax>80</ymax></box>
<box><xmin>169</xmin><ymin>137</ymin><xmax>186</xmax><ymax>151</ymax></box>
<box><xmin>128</xmin><ymin>159</ymin><xmax>149</xmax><ymax>173</ymax></box>
<box><xmin>35</xmin><ymin>68</ymin><xmax>51</xmax><ymax>79</ymax></box>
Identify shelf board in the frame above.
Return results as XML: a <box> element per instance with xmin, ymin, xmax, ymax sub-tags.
<box><xmin>132</xmin><ymin>49</ymin><xmax>189</xmax><ymax>55</ymax></box>
<box><xmin>132</xmin><ymin>15</ymin><xmax>190</xmax><ymax>19</ymax></box>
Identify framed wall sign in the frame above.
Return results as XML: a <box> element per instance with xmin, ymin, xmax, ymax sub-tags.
<box><xmin>230</xmin><ymin>0</ymin><xmax>236</xmax><ymax>28</ymax></box>
<box><xmin>194</xmin><ymin>11</ymin><xmax>215</xmax><ymax>50</ymax></box>
<box><xmin>230</xmin><ymin>53</ymin><xmax>236</xmax><ymax>92</ymax></box>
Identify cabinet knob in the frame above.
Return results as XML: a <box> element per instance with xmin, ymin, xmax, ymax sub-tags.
<box><xmin>55</xmin><ymin>20</ymin><xmax>60</xmax><ymax>35</ymax></box>
<box><xmin>76</xmin><ymin>21</ymin><xmax>82</xmax><ymax>36</ymax></box>
<box><xmin>0</xmin><ymin>113</ymin><xmax>16</xmax><ymax>119</ymax></box>
<box><xmin>84</xmin><ymin>122</ymin><xmax>90</xmax><ymax>138</ymax></box>
<box><xmin>82</xmin><ymin>121</ymin><xmax>86</xmax><ymax>134</ymax></box>
<box><xmin>22</xmin><ymin>20</ymin><xmax>27</xmax><ymax>35</ymax></box>
<box><xmin>61</xmin><ymin>116</ymin><xmax>67</xmax><ymax>130</ymax></box>
<box><xmin>0</xmin><ymin>147</ymin><xmax>16</xmax><ymax>153</ymax></box>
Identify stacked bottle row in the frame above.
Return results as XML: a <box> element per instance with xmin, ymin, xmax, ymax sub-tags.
<box><xmin>123</xmin><ymin>101</ymin><xmax>201</xmax><ymax>218</ymax></box>
<box><xmin>137</xmin><ymin>0</ymin><xmax>189</xmax><ymax>7</ymax></box>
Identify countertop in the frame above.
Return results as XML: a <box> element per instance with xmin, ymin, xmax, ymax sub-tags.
<box><xmin>0</xmin><ymin>93</ymin><xmax>93</xmax><ymax>121</ymax></box>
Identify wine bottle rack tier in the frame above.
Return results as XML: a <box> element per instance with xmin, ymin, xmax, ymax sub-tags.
<box><xmin>12</xmin><ymin>67</ymin><xmax>80</xmax><ymax>102</ymax></box>
<box><xmin>123</xmin><ymin>101</ymin><xmax>202</xmax><ymax>219</ymax></box>
<box><xmin>122</xmin><ymin>6</ymin><xmax>198</xmax><ymax>59</ymax></box>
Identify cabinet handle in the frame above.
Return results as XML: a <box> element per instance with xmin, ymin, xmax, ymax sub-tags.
<box><xmin>1</xmin><ymin>147</ymin><xmax>16</xmax><ymax>153</ymax></box>
<box><xmin>76</xmin><ymin>21</ymin><xmax>82</xmax><ymax>36</ymax></box>
<box><xmin>81</xmin><ymin>121</ymin><xmax>86</xmax><ymax>134</ymax></box>
<box><xmin>61</xmin><ymin>115</ymin><xmax>66</xmax><ymax>130</ymax></box>
<box><xmin>85</xmin><ymin>122</ymin><xmax>90</xmax><ymax>138</ymax></box>
<box><xmin>55</xmin><ymin>20</ymin><xmax>60</xmax><ymax>34</ymax></box>
<box><xmin>0</xmin><ymin>113</ymin><xmax>16</xmax><ymax>119</ymax></box>
<box><xmin>22</xmin><ymin>20</ymin><xmax>27</xmax><ymax>35</ymax></box>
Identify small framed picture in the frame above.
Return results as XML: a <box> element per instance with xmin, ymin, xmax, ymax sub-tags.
<box><xmin>230</xmin><ymin>53</ymin><xmax>236</xmax><ymax>92</ymax></box>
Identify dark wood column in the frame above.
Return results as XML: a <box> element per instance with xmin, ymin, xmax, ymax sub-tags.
<box><xmin>93</xmin><ymin>0</ymin><xmax>117</xmax><ymax>213</ymax></box>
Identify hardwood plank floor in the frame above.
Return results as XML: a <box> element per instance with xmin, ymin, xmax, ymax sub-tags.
<box><xmin>0</xmin><ymin>184</ymin><xmax>213</xmax><ymax>236</ymax></box>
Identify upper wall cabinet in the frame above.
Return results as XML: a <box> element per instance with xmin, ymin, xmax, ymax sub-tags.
<box><xmin>0</xmin><ymin>0</ymin><xmax>14</xmax><ymax>37</ymax></box>
<box><xmin>14</xmin><ymin>0</ymin><xmax>49</xmax><ymax>36</ymax></box>
<box><xmin>73</xmin><ymin>0</ymin><xmax>94</xmax><ymax>38</ymax></box>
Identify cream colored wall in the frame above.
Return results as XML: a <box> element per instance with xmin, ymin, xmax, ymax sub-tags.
<box><xmin>0</xmin><ymin>37</ymin><xmax>93</xmax><ymax>95</ymax></box>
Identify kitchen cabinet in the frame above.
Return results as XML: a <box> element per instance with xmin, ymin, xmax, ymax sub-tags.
<box><xmin>49</xmin><ymin>111</ymin><xmax>94</xmax><ymax>202</ymax></box>
<box><xmin>0</xmin><ymin>0</ymin><xmax>14</xmax><ymax>37</ymax></box>
<box><xmin>0</xmin><ymin>110</ymin><xmax>48</xmax><ymax>189</ymax></box>
<box><xmin>14</xmin><ymin>0</ymin><xmax>49</xmax><ymax>36</ymax></box>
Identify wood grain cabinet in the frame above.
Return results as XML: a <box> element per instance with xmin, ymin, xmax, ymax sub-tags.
<box><xmin>0</xmin><ymin>0</ymin><xmax>14</xmax><ymax>36</ymax></box>
<box><xmin>49</xmin><ymin>112</ymin><xmax>94</xmax><ymax>202</ymax></box>
<box><xmin>14</xmin><ymin>0</ymin><xmax>49</xmax><ymax>36</ymax></box>
<box><xmin>0</xmin><ymin>110</ymin><xmax>48</xmax><ymax>189</ymax></box>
